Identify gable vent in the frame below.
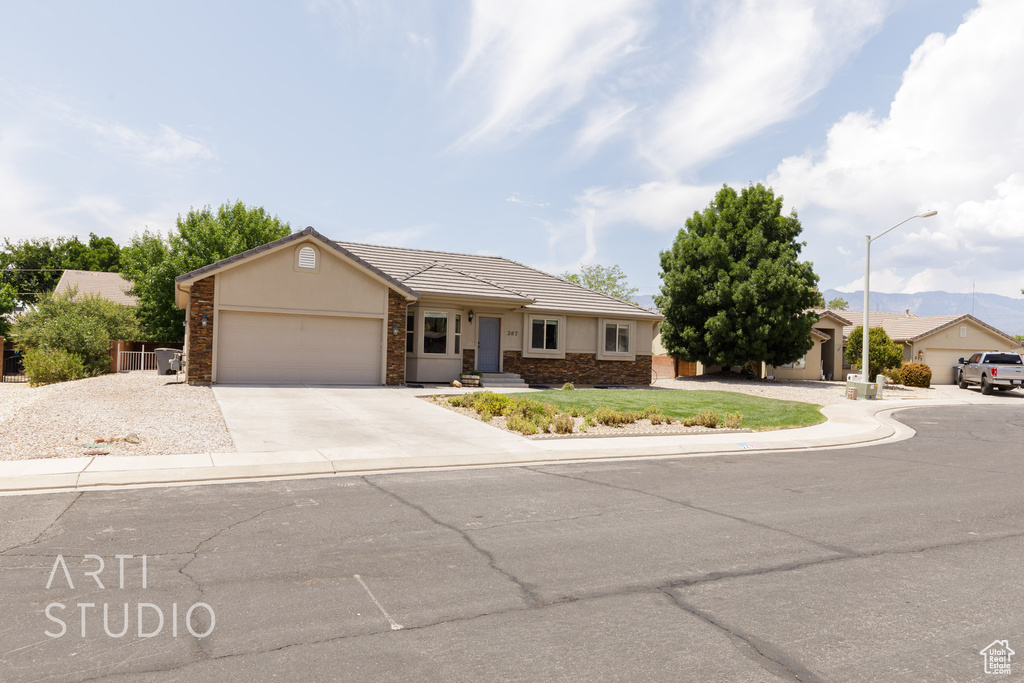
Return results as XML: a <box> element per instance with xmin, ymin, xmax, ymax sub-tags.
<box><xmin>298</xmin><ymin>246</ymin><xmax>316</xmax><ymax>269</ymax></box>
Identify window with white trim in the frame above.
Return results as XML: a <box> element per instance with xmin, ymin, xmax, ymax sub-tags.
<box><xmin>531</xmin><ymin>318</ymin><xmax>559</xmax><ymax>350</ymax></box>
<box><xmin>454</xmin><ymin>314</ymin><xmax>462</xmax><ymax>354</ymax></box>
<box><xmin>423</xmin><ymin>312</ymin><xmax>447</xmax><ymax>354</ymax></box>
<box><xmin>604</xmin><ymin>322</ymin><xmax>630</xmax><ymax>353</ymax></box>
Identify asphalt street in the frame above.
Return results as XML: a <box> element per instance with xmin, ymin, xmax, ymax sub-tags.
<box><xmin>1</xmin><ymin>405</ymin><xmax>1022</xmax><ymax>682</ymax></box>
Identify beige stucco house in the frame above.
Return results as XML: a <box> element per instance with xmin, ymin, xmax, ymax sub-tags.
<box><xmin>174</xmin><ymin>228</ymin><xmax>662</xmax><ymax>386</ymax></box>
<box><xmin>840</xmin><ymin>311</ymin><xmax>1019</xmax><ymax>384</ymax></box>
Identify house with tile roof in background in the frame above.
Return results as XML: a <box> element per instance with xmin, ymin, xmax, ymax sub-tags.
<box><xmin>174</xmin><ymin>228</ymin><xmax>662</xmax><ymax>387</ymax></box>
<box><xmin>54</xmin><ymin>269</ymin><xmax>139</xmax><ymax>307</ymax></box>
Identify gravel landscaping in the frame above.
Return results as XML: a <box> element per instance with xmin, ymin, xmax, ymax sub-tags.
<box><xmin>0</xmin><ymin>372</ymin><xmax>235</xmax><ymax>460</ymax></box>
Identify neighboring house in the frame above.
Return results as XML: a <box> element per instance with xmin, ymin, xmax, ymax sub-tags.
<box><xmin>765</xmin><ymin>310</ymin><xmax>850</xmax><ymax>381</ymax></box>
<box><xmin>840</xmin><ymin>311</ymin><xmax>1019</xmax><ymax>384</ymax></box>
<box><xmin>54</xmin><ymin>269</ymin><xmax>138</xmax><ymax>307</ymax></box>
<box><xmin>652</xmin><ymin>310</ymin><xmax>851</xmax><ymax>382</ymax></box>
<box><xmin>173</xmin><ymin>228</ymin><xmax>662</xmax><ymax>386</ymax></box>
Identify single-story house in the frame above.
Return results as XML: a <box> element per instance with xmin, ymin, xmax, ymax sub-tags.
<box><xmin>54</xmin><ymin>269</ymin><xmax>139</xmax><ymax>306</ymax></box>
<box><xmin>174</xmin><ymin>227</ymin><xmax>662</xmax><ymax>386</ymax></box>
<box><xmin>652</xmin><ymin>309</ymin><xmax>851</xmax><ymax>382</ymax></box>
<box><xmin>840</xmin><ymin>311</ymin><xmax>1020</xmax><ymax>384</ymax></box>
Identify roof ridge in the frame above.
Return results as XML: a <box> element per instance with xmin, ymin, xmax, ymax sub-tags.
<box><xmin>336</xmin><ymin>240</ymin><xmax>510</xmax><ymax>262</ymax></box>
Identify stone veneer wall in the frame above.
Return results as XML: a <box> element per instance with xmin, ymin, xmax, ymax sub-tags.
<box><xmin>386</xmin><ymin>289</ymin><xmax>407</xmax><ymax>386</ymax></box>
<box><xmin>502</xmin><ymin>351</ymin><xmax>653</xmax><ymax>386</ymax></box>
<box><xmin>462</xmin><ymin>349</ymin><xmax>475</xmax><ymax>374</ymax></box>
<box><xmin>186</xmin><ymin>276</ymin><xmax>215</xmax><ymax>385</ymax></box>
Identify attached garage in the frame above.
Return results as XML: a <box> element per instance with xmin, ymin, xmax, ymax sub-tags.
<box><xmin>216</xmin><ymin>311</ymin><xmax>383</xmax><ymax>384</ymax></box>
<box><xmin>918</xmin><ymin>348</ymin><xmax>967</xmax><ymax>385</ymax></box>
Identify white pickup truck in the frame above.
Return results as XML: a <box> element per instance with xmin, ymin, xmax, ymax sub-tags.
<box><xmin>956</xmin><ymin>352</ymin><xmax>1024</xmax><ymax>394</ymax></box>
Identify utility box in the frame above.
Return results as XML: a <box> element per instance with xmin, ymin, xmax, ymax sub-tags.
<box><xmin>845</xmin><ymin>380</ymin><xmax>879</xmax><ymax>400</ymax></box>
<box><xmin>155</xmin><ymin>348</ymin><xmax>178</xmax><ymax>375</ymax></box>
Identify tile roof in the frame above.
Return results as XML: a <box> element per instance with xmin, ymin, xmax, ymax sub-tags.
<box><xmin>841</xmin><ymin>311</ymin><xmax>1017</xmax><ymax>344</ymax></box>
<box><xmin>338</xmin><ymin>241</ymin><xmax>662</xmax><ymax>319</ymax></box>
<box><xmin>54</xmin><ymin>270</ymin><xmax>138</xmax><ymax>307</ymax></box>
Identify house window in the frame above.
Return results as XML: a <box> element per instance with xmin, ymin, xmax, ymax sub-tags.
<box><xmin>531</xmin><ymin>318</ymin><xmax>558</xmax><ymax>350</ymax></box>
<box><xmin>960</xmin><ymin>325</ymin><xmax>967</xmax><ymax>338</ymax></box>
<box><xmin>298</xmin><ymin>246</ymin><xmax>316</xmax><ymax>269</ymax></box>
<box><xmin>604</xmin><ymin>323</ymin><xmax>630</xmax><ymax>353</ymax></box>
<box><xmin>406</xmin><ymin>314</ymin><xmax>415</xmax><ymax>353</ymax></box>
<box><xmin>424</xmin><ymin>312</ymin><xmax>447</xmax><ymax>354</ymax></box>
<box><xmin>454</xmin><ymin>314</ymin><xmax>462</xmax><ymax>354</ymax></box>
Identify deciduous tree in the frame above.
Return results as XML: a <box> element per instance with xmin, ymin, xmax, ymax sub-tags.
<box><xmin>561</xmin><ymin>264</ymin><xmax>638</xmax><ymax>302</ymax></box>
<box><xmin>121</xmin><ymin>201</ymin><xmax>291</xmax><ymax>341</ymax></box>
<box><xmin>656</xmin><ymin>184</ymin><xmax>820</xmax><ymax>369</ymax></box>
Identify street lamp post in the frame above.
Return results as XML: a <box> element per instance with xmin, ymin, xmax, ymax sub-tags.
<box><xmin>861</xmin><ymin>210</ymin><xmax>938</xmax><ymax>384</ymax></box>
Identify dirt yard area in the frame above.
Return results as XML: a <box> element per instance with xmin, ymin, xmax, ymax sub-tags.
<box><xmin>0</xmin><ymin>372</ymin><xmax>235</xmax><ymax>460</ymax></box>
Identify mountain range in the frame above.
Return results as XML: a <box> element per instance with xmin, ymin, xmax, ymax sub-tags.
<box><xmin>634</xmin><ymin>290</ymin><xmax>1024</xmax><ymax>337</ymax></box>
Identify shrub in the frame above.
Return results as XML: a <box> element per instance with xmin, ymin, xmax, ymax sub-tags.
<box><xmin>883</xmin><ymin>366</ymin><xmax>903</xmax><ymax>385</ymax></box>
<box><xmin>552</xmin><ymin>414</ymin><xmax>575</xmax><ymax>434</ymax></box>
<box><xmin>641</xmin><ymin>405</ymin><xmax>666</xmax><ymax>425</ymax></box>
<box><xmin>591</xmin><ymin>407</ymin><xmax>640</xmax><ymax>427</ymax></box>
<box><xmin>844</xmin><ymin>326</ymin><xmax>903</xmax><ymax>381</ymax></box>
<box><xmin>562</xmin><ymin>382</ymin><xmax>575</xmax><ymax>391</ymax></box>
<box><xmin>683</xmin><ymin>409</ymin><xmax>720</xmax><ymax>428</ymax></box>
<box><xmin>900</xmin><ymin>362</ymin><xmax>932</xmax><ymax>388</ymax></box>
<box><xmin>11</xmin><ymin>289</ymin><xmax>141</xmax><ymax>381</ymax></box>
<box><xmin>450</xmin><ymin>391</ymin><xmax>516</xmax><ymax>416</ymax></box>
<box><xmin>479</xmin><ymin>409</ymin><xmax>493</xmax><ymax>422</ymax></box>
<box><xmin>511</xmin><ymin>398</ymin><xmax>558</xmax><ymax>432</ymax></box>
<box><xmin>23</xmin><ymin>348</ymin><xmax>86</xmax><ymax>386</ymax></box>
<box><xmin>723</xmin><ymin>412</ymin><xmax>743</xmax><ymax>429</ymax></box>
<box><xmin>507</xmin><ymin>415</ymin><xmax>538</xmax><ymax>435</ymax></box>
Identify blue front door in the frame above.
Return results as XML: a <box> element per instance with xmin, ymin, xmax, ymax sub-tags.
<box><xmin>478</xmin><ymin>317</ymin><xmax>500</xmax><ymax>372</ymax></box>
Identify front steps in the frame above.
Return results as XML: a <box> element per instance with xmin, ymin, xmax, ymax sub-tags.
<box><xmin>479</xmin><ymin>372</ymin><xmax>529</xmax><ymax>389</ymax></box>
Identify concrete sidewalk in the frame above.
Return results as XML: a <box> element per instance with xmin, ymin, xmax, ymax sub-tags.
<box><xmin>0</xmin><ymin>384</ymin><xmax>1013</xmax><ymax>494</ymax></box>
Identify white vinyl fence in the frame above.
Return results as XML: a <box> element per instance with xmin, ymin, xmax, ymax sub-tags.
<box><xmin>118</xmin><ymin>350</ymin><xmax>157</xmax><ymax>372</ymax></box>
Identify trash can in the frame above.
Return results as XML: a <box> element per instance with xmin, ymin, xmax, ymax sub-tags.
<box><xmin>155</xmin><ymin>348</ymin><xmax>178</xmax><ymax>375</ymax></box>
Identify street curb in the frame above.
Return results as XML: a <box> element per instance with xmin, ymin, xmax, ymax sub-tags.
<box><xmin>0</xmin><ymin>396</ymin><xmax>994</xmax><ymax>495</ymax></box>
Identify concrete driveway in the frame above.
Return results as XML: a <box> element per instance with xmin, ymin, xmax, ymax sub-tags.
<box><xmin>212</xmin><ymin>385</ymin><xmax>541</xmax><ymax>458</ymax></box>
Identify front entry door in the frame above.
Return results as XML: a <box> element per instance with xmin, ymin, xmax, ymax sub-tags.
<box><xmin>478</xmin><ymin>317</ymin><xmax>501</xmax><ymax>372</ymax></box>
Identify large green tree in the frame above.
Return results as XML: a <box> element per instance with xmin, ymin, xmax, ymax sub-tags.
<box><xmin>0</xmin><ymin>233</ymin><xmax>121</xmax><ymax>303</ymax></box>
<box><xmin>0</xmin><ymin>282</ymin><xmax>17</xmax><ymax>337</ymax></box>
<box><xmin>121</xmin><ymin>201</ymin><xmax>292</xmax><ymax>341</ymax></box>
<box><xmin>656</xmin><ymin>184</ymin><xmax>820</xmax><ymax>369</ymax></box>
<box><xmin>560</xmin><ymin>264</ymin><xmax>638</xmax><ymax>302</ymax></box>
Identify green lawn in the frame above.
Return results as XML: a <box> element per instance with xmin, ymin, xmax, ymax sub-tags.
<box><xmin>518</xmin><ymin>389</ymin><xmax>825</xmax><ymax>431</ymax></box>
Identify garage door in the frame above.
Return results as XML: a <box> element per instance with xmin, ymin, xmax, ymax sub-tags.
<box><xmin>216</xmin><ymin>311</ymin><xmax>382</xmax><ymax>384</ymax></box>
<box><xmin>920</xmin><ymin>348</ymin><xmax>969</xmax><ymax>385</ymax></box>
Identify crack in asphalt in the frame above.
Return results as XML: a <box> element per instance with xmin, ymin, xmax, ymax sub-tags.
<box><xmin>63</xmin><ymin>524</ymin><xmax>1024</xmax><ymax>680</ymax></box>
<box><xmin>361</xmin><ymin>475</ymin><xmax>543</xmax><ymax>606</ymax></box>
<box><xmin>660</xmin><ymin>588</ymin><xmax>824</xmax><ymax>682</ymax></box>
<box><xmin>526</xmin><ymin>466</ymin><xmax>858</xmax><ymax>556</ymax></box>
<box><xmin>0</xmin><ymin>492</ymin><xmax>82</xmax><ymax>555</ymax></box>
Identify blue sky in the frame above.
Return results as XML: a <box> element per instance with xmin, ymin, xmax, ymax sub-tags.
<box><xmin>2</xmin><ymin>0</ymin><xmax>1021</xmax><ymax>301</ymax></box>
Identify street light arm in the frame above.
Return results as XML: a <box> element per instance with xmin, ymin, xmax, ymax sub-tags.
<box><xmin>868</xmin><ymin>210</ymin><xmax>938</xmax><ymax>244</ymax></box>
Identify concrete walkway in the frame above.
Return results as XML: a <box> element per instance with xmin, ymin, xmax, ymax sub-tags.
<box><xmin>0</xmin><ymin>383</ymin><xmax>1017</xmax><ymax>494</ymax></box>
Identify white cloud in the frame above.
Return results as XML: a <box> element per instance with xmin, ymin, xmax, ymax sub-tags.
<box><xmin>572</xmin><ymin>99</ymin><xmax>636</xmax><ymax>159</ymax></box>
<box><xmin>642</xmin><ymin>0</ymin><xmax>887</xmax><ymax>171</ymax></box>
<box><xmin>450</xmin><ymin>0</ymin><xmax>649</xmax><ymax>148</ymax></box>
<box><xmin>505</xmin><ymin>192</ymin><xmax>549</xmax><ymax>208</ymax></box>
<box><xmin>770</xmin><ymin>0</ymin><xmax>1024</xmax><ymax>296</ymax></box>
<box><xmin>18</xmin><ymin>87</ymin><xmax>216</xmax><ymax>167</ymax></box>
